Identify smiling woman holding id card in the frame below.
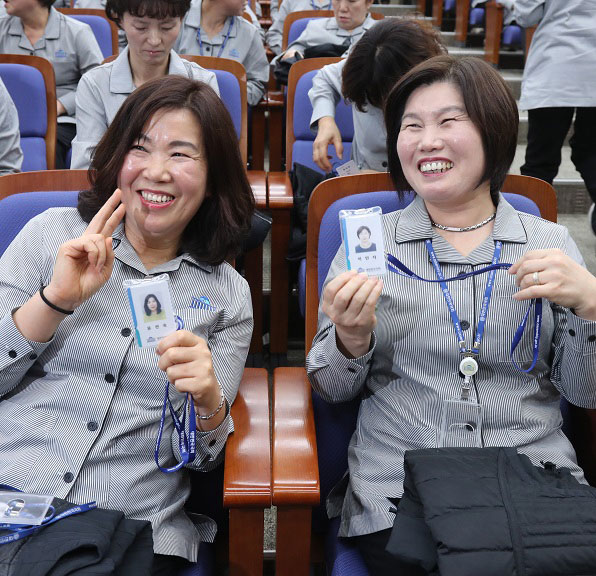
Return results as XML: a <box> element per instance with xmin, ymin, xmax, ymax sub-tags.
<box><xmin>307</xmin><ymin>56</ymin><xmax>596</xmax><ymax>574</ymax></box>
<box><xmin>0</xmin><ymin>76</ymin><xmax>254</xmax><ymax>574</ymax></box>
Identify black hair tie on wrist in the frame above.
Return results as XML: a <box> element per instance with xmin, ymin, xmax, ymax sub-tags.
<box><xmin>39</xmin><ymin>286</ymin><xmax>74</xmax><ymax>315</ymax></box>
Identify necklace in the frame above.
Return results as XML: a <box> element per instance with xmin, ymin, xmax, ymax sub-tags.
<box><xmin>431</xmin><ymin>212</ymin><xmax>496</xmax><ymax>232</ymax></box>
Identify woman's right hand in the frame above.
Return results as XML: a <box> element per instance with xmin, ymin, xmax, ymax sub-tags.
<box><xmin>321</xmin><ymin>270</ymin><xmax>383</xmax><ymax>358</ymax></box>
<box><xmin>43</xmin><ymin>189</ymin><xmax>126</xmax><ymax>311</ymax></box>
<box><xmin>313</xmin><ymin>116</ymin><xmax>343</xmax><ymax>173</ymax></box>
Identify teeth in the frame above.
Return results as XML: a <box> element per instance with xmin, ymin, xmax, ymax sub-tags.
<box><xmin>141</xmin><ymin>191</ymin><xmax>173</xmax><ymax>203</ymax></box>
<box><xmin>419</xmin><ymin>161</ymin><xmax>454</xmax><ymax>173</ymax></box>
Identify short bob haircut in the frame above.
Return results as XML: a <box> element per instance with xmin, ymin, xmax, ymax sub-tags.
<box><xmin>385</xmin><ymin>55</ymin><xmax>518</xmax><ymax>204</ymax></box>
<box><xmin>37</xmin><ymin>0</ymin><xmax>54</xmax><ymax>8</ymax></box>
<box><xmin>342</xmin><ymin>19</ymin><xmax>445</xmax><ymax>112</ymax></box>
<box><xmin>106</xmin><ymin>0</ymin><xmax>190</xmax><ymax>26</ymax></box>
<box><xmin>78</xmin><ymin>76</ymin><xmax>255</xmax><ymax>265</ymax></box>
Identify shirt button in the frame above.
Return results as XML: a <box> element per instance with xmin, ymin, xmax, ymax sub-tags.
<box><xmin>568</xmin><ymin>329</ymin><xmax>576</xmax><ymax>337</ymax></box>
<box><xmin>588</xmin><ymin>335</ymin><xmax>596</xmax><ymax>343</ymax></box>
<box><xmin>347</xmin><ymin>366</ymin><xmax>357</xmax><ymax>373</ymax></box>
<box><xmin>63</xmin><ymin>472</ymin><xmax>74</xmax><ymax>483</ymax></box>
<box><xmin>121</xmin><ymin>328</ymin><xmax>131</xmax><ymax>337</ymax></box>
<box><xmin>208</xmin><ymin>439</ymin><xmax>216</xmax><ymax>447</ymax></box>
<box><xmin>105</xmin><ymin>373</ymin><xmax>115</xmax><ymax>383</ymax></box>
<box><xmin>382</xmin><ymin>161</ymin><xmax>387</xmax><ymax>168</ymax></box>
<box><xmin>87</xmin><ymin>421</ymin><xmax>98</xmax><ymax>432</ymax></box>
<box><xmin>29</xmin><ymin>353</ymin><xmax>37</xmax><ymax>360</ymax></box>
<box><xmin>460</xmin><ymin>320</ymin><xmax>470</xmax><ymax>330</ymax></box>
<box><xmin>206</xmin><ymin>46</ymin><xmax>211</xmax><ymax>51</ymax></box>
<box><xmin>8</xmin><ymin>350</ymin><xmax>17</xmax><ymax>358</ymax></box>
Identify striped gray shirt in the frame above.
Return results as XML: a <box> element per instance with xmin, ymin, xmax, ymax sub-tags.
<box><xmin>307</xmin><ymin>195</ymin><xmax>596</xmax><ymax>538</ymax></box>
<box><xmin>0</xmin><ymin>208</ymin><xmax>252</xmax><ymax>560</ymax></box>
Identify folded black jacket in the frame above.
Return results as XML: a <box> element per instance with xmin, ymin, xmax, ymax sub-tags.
<box><xmin>387</xmin><ymin>447</ymin><xmax>596</xmax><ymax>576</ymax></box>
<box><xmin>0</xmin><ymin>497</ymin><xmax>154</xmax><ymax>576</ymax></box>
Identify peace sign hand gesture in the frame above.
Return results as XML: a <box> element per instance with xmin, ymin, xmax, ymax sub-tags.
<box><xmin>43</xmin><ymin>189</ymin><xmax>126</xmax><ymax>312</ymax></box>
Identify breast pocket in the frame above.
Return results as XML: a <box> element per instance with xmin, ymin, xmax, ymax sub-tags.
<box><xmin>51</xmin><ymin>56</ymin><xmax>78</xmax><ymax>86</ymax></box>
<box><xmin>176</xmin><ymin>307</ymin><xmax>220</xmax><ymax>341</ymax></box>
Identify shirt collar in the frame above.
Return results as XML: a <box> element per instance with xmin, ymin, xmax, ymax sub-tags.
<box><xmin>9</xmin><ymin>8</ymin><xmax>61</xmax><ymax>47</ymax></box>
<box><xmin>185</xmin><ymin>2</ymin><xmax>237</xmax><ymax>41</ymax></box>
<box><xmin>110</xmin><ymin>47</ymin><xmax>187</xmax><ymax>94</ymax></box>
<box><xmin>329</xmin><ymin>13</ymin><xmax>373</xmax><ymax>37</ymax></box>
<box><xmin>111</xmin><ymin>223</ymin><xmax>213</xmax><ymax>274</ymax></box>
<box><xmin>393</xmin><ymin>193</ymin><xmax>529</xmax><ymax>265</ymax></box>
<box><xmin>44</xmin><ymin>7</ymin><xmax>61</xmax><ymax>40</ymax></box>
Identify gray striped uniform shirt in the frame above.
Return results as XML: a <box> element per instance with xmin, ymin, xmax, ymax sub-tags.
<box><xmin>307</xmin><ymin>194</ymin><xmax>596</xmax><ymax>538</ymax></box>
<box><xmin>0</xmin><ymin>208</ymin><xmax>253</xmax><ymax>561</ymax></box>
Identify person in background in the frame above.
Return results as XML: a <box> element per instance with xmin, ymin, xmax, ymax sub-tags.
<box><xmin>0</xmin><ymin>77</ymin><xmax>23</xmax><ymax>175</ymax></box>
<box><xmin>309</xmin><ymin>18</ymin><xmax>444</xmax><ymax>173</ymax></box>
<box><xmin>0</xmin><ymin>0</ymin><xmax>103</xmax><ymax>168</ymax></box>
<box><xmin>70</xmin><ymin>0</ymin><xmax>218</xmax><ymax>169</ymax></box>
<box><xmin>266</xmin><ymin>0</ymin><xmax>332</xmax><ymax>55</ymax></box>
<box><xmin>497</xmin><ymin>0</ymin><xmax>596</xmax><ymax>235</ymax></box>
<box><xmin>308</xmin><ymin>55</ymin><xmax>596</xmax><ymax>574</ymax></box>
<box><xmin>174</xmin><ymin>0</ymin><xmax>269</xmax><ymax>107</ymax></box>
<box><xmin>0</xmin><ymin>76</ymin><xmax>254</xmax><ymax>575</ymax></box>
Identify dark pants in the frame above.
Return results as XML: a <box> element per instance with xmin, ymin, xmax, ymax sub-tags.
<box><xmin>353</xmin><ymin>528</ymin><xmax>427</xmax><ymax>576</ymax></box>
<box><xmin>151</xmin><ymin>553</ymin><xmax>190</xmax><ymax>576</ymax></box>
<box><xmin>56</xmin><ymin>123</ymin><xmax>76</xmax><ymax>169</ymax></box>
<box><xmin>521</xmin><ymin>107</ymin><xmax>596</xmax><ymax>202</ymax></box>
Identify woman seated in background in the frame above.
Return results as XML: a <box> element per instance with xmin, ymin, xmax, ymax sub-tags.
<box><xmin>0</xmin><ymin>0</ymin><xmax>103</xmax><ymax>168</ymax></box>
<box><xmin>70</xmin><ymin>0</ymin><xmax>218</xmax><ymax>169</ymax></box>
<box><xmin>174</xmin><ymin>0</ymin><xmax>269</xmax><ymax>107</ymax></box>
<box><xmin>0</xmin><ymin>76</ymin><xmax>254</xmax><ymax>574</ymax></box>
<box><xmin>73</xmin><ymin>0</ymin><xmax>128</xmax><ymax>51</ymax></box>
<box><xmin>273</xmin><ymin>0</ymin><xmax>376</xmax><ymax>64</ymax></box>
<box><xmin>309</xmin><ymin>18</ymin><xmax>444</xmax><ymax>173</ymax></box>
<box><xmin>307</xmin><ymin>55</ymin><xmax>596</xmax><ymax>574</ymax></box>
<box><xmin>0</xmin><ymin>77</ymin><xmax>23</xmax><ymax>175</ymax></box>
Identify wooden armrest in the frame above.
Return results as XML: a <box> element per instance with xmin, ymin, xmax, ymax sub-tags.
<box><xmin>267</xmin><ymin>171</ymin><xmax>294</xmax><ymax>209</ymax></box>
<box><xmin>223</xmin><ymin>367</ymin><xmax>271</xmax><ymax>508</ymax></box>
<box><xmin>247</xmin><ymin>170</ymin><xmax>267</xmax><ymax>208</ymax></box>
<box><xmin>272</xmin><ymin>367</ymin><xmax>320</xmax><ymax>506</ymax></box>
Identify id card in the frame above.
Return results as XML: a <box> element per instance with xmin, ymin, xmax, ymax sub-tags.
<box><xmin>438</xmin><ymin>399</ymin><xmax>483</xmax><ymax>448</ymax></box>
<box><xmin>334</xmin><ymin>160</ymin><xmax>359</xmax><ymax>177</ymax></box>
<box><xmin>0</xmin><ymin>492</ymin><xmax>53</xmax><ymax>526</ymax></box>
<box><xmin>339</xmin><ymin>206</ymin><xmax>386</xmax><ymax>276</ymax></box>
<box><xmin>123</xmin><ymin>274</ymin><xmax>176</xmax><ymax>348</ymax></box>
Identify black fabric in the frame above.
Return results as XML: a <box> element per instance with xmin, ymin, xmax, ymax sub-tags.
<box><xmin>521</xmin><ymin>107</ymin><xmax>596</xmax><ymax>195</ymax></box>
<box><xmin>151</xmin><ymin>554</ymin><xmax>190</xmax><ymax>576</ymax></box>
<box><xmin>56</xmin><ymin>123</ymin><xmax>76</xmax><ymax>170</ymax></box>
<box><xmin>286</xmin><ymin>162</ymin><xmax>335</xmax><ymax>261</ymax></box>
<box><xmin>242</xmin><ymin>210</ymin><xmax>272</xmax><ymax>254</ymax></box>
<box><xmin>0</xmin><ymin>497</ymin><xmax>153</xmax><ymax>576</ymax></box>
<box><xmin>273</xmin><ymin>52</ymin><xmax>303</xmax><ymax>86</ymax></box>
<box><xmin>386</xmin><ymin>447</ymin><xmax>596</xmax><ymax>576</ymax></box>
<box><xmin>303</xmin><ymin>41</ymin><xmax>350</xmax><ymax>59</ymax></box>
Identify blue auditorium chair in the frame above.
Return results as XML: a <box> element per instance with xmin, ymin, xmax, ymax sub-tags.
<box><xmin>273</xmin><ymin>173</ymin><xmax>563</xmax><ymax>576</ymax></box>
<box><xmin>58</xmin><ymin>8</ymin><xmax>119</xmax><ymax>58</ymax></box>
<box><xmin>502</xmin><ymin>23</ymin><xmax>523</xmax><ymax>49</ymax></box>
<box><xmin>0</xmin><ymin>54</ymin><xmax>57</xmax><ymax>171</ymax></box>
<box><xmin>282</xmin><ymin>10</ymin><xmax>334</xmax><ymax>51</ymax></box>
<box><xmin>0</xmin><ymin>171</ymin><xmax>271</xmax><ymax>576</ymax></box>
<box><xmin>469</xmin><ymin>5</ymin><xmax>485</xmax><ymax>27</ymax></box>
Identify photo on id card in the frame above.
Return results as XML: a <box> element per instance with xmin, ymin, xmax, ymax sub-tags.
<box><xmin>339</xmin><ymin>206</ymin><xmax>386</xmax><ymax>276</ymax></box>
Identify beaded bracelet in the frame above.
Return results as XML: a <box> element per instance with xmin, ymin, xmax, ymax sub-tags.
<box><xmin>196</xmin><ymin>383</ymin><xmax>226</xmax><ymax>421</ymax></box>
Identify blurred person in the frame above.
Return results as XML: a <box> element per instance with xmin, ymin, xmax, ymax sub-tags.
<box><xmin>0</xmin><ymin>77</ymin><xmax>23</xmax><ymax>175</ymax></box>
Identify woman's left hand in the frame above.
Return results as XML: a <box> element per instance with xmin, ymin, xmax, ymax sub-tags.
<box><xmin>509</xmin><ymin>249</ymin><xmax>596</xmax><ymax>321</ymax></box>
<box><xmin>156</xmin><ymin>330</ymin><xmax>226</xmax><ymax>429</ymax></box>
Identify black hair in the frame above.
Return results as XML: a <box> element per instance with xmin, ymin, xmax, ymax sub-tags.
<box><xmin>105</xmin><ymin>0</ymin><xmax>190</xmax><ymax>26</ymax></box>
<box><xmin>356</xmin><ymin>225</ymin><xmax>371</xmax><ymax>238</ymax></box>
<box><xmin>143</xmin><ymin>294</ymin><xmax>162</xmax><ymax>316</ymax></box>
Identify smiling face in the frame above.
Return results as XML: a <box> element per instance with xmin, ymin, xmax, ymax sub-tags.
<box><xmin>396</xmin><ymin>81</ymin><xmax>489</xmax><ymax>209</ymax></box>
<box><xmin>120</xmin><ymin>12</ymin><xmax>181</xmax><ymax>69</ymax></box>
<box><xmin>332</xmin><ymin>0</ymin><xmax>371</xmax><ymax>31</ymax></box>
<box><xmin>147</xmin><ymin>296</ymin><xmax>158</xmax><ymax>311</ymax></box>
<box><xmin>118</xmin><ymin>107</ymin><xmax>208</xmax><ymax>250</ymax></box>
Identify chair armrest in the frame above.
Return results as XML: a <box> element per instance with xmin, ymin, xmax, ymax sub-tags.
<box><xmin>272</xmin><ymin>367</ymin><xmax>320</xmax><ymax>506</ymax></box>
<box><xmin>223</xmin><ymin>367</ymin><xmax>271</xmax><ymax>508</ymax></box>
<box><xmin>267</xmin><ymin>171</ymin><xmax>294</xmax><ymax>209</ymax></box>
<box><xmin>247</xmin><ymin>170</ymin><xmax>267</xmax><ymax>208</ymax></box>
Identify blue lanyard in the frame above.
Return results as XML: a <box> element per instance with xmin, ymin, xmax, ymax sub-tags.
<box><xmin>0</xmin><ymin>485</ymin><xmax>96</xmax><ymax>546</ymax></box>
<box><xmin>154</xmin><ymin>317</ymin><xmax>197</xmax><ymax>473</ymax></box>
<box><xmin>386</xmin><ymin>242</ymin><xmax>542</xmax><ymax>373</ymax></box>
<box><xmin>196</xmin><ymin>17</ymin><xmax>234</xmax><ymax>58</ymax></box>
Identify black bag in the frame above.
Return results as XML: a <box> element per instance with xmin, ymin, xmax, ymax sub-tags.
<box><xmin>273</xmin><ymin>52</ymin><xmax>303</xmax><ymax>86</ymax></box>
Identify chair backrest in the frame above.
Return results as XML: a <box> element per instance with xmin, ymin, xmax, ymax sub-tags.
<box><xmin>305</xmin><ymin>172</ymin><xmax>558</xmax><ymax>530</ymax></box>
<box><xmin>286</xmin><ymin>57</ymin><xmax>353</xmax><ymax>173</ymax></box>
<box><xmin>58</xmin><ymin>9</ymin><xmax>119</xmax><ymax>58</ymax></box>
<box><xmin>282</xmin><ymin>10</ymin><xmax>334</xmax><ymax>51</ymax></box>
<box><xmin>0</xmin><ymin>55</ymin><xmax>57</xmax><ymax>171</ymax></box>
<box><xmin>181</xmin><ymin>55</ymin><xmax>248</xmax><ymax>167</ymax></box>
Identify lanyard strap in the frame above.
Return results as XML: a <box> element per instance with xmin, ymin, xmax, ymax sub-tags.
<box><xmin>155</xmin><ymin>317</ymin><xmax>197</xmax><ymax>473</ymax></box>
<box><xmin>386</xmin><ymin>243</ymin><xmax>542</xmax><ymax>373</ymax></box>
<box><xmin>196</xmin><ymin>17</ymin><xmax>235</xmax><ymax>58</ymax></box>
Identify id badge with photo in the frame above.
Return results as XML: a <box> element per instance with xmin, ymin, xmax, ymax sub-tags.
<box><xmin>123</xmin><ymin>274</ymin><xmax>177</xmax><ymax>348</ymax></box>
<box><xmin>438</xmin><ymin>399</ymin><xmax>483</xmax><ymax>448</ymax></box>
<box><xmin>339</xmin><ymin>206</ymin><xmax>386</xmax><ymax>276</ymax></box>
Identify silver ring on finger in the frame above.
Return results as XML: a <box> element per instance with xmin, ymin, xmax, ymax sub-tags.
<box><xmin>532</xmin><ymin>271</ymin><xmax>541</xmax><ymax>285</ymax></box>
